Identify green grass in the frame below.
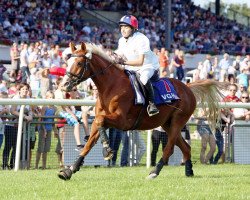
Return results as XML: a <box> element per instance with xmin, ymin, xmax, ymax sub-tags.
<box><xmin>1</xmin><ymin>137</ymin><xmax>249</xmax><ymax>200</ymax></box>
<box><xmin>0</xmin><ymin>164</ymin><xmax>249</xmax><ymax>200</ymax></box>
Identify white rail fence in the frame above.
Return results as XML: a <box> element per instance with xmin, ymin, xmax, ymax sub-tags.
<box><xmin>0</xmin><ymin>99</ymin><xmax>249</xmax><ymax>171</ymax></box>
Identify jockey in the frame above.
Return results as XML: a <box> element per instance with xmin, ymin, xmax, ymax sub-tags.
<box><xmin>115</xmin><ymin>15</ymin><xmax>160</xmax><ymax>117</ymax></box>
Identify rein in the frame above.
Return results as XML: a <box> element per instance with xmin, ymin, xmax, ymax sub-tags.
<box><xmin>66</xmin><ymin>53</ymin><xmax>114</xmax><ymax>87</ymax></box>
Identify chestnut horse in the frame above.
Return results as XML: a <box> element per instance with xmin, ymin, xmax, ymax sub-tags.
<box><xmin>58</xmin><ymin>42</ymin><xmax>225</xmax><ymax>181</ymax></box>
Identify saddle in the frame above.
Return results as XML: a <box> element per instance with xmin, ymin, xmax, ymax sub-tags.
<box><xmin>124</xmin><ymin>70</ymin><xmax>179</xmax><ymax>105</ymax></box>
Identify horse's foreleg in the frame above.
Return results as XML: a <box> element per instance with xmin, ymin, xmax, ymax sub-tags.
<box><xmin>58</xmin><ymin>122</ymin><xmax>100</xmax><ymax>181</ymax></box>
<box><xmin>80</xmin><ymin>123</ymin><xmax>100</xmax><ymax>157</ymax></box>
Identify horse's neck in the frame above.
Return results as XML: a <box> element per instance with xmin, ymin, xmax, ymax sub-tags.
<box><xmin>91</xmin><ymin>56</ymin><xmax>126</xmax><ymax>93</ymax></box>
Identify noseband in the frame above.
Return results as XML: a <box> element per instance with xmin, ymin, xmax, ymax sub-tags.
<box><xmin>66</xmin><ymin>53</ymin><xmax>114</xmax><ymax>89</ymax></box>
<box><xmin>66</xmin><ymin>54</ymin><xmax>90</xmax><ymax>87</ymax></box>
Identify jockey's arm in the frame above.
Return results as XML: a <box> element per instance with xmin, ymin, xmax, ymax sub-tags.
<box><xmin>124</xmin><ymin>54</ymin><xmax>145</xmax><ymax>66</ymax></box>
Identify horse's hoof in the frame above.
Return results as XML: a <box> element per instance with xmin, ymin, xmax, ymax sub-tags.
<box><xmin>104</xmin><ymin>152</ymin><xmax>113</xmax><ymax>161</ymax></box>
<box><xmin>185</xmin><ymin>167</ymin><xmax>194</xmax><ymax>177</ymax></box>
<box><xmin>185</xmin><ymin>159</ymin><xmax>194</xmax><ymax>177</ymax></box>
<box><xmin>147</xmin><ymin>173</ymin><xmax>158</xmax><ymax>180</ymax></box>
<box><xmin>185</xmin><ymin>170</ymin><xmax>194</xmax><ymax>177</ymax></box>
<box><xmin>58</xmin><ymin>168</ymin><xmax>72</xmax><ymax>181</ymax></box>
<box><xmin>103</xmin><ymin>147</ymin><xmax>113</xmax><ymax>160</ymax></box>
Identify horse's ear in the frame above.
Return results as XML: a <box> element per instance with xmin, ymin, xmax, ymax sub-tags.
<box><xmin>70</xmin><ymin>42</ymin><xmax>76</xmax><ymax>52</ymax></box>
<box><xmin>80</xmin><ymin>42</ymin><xmax>87</xmax><ymax>51</ymax></box>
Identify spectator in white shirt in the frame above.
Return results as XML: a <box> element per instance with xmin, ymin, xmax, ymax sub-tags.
<box><xmin>41</xmin><ymin>51</ymin><xmax>52</xmax><ymax>69</ymax></box>
<box><xmin>19</xmin><ymin>43</ymin><xmax>30</xmax><ymax>83</ymax></box>
<box><xmin>51</xmin><ymin>53</ymin><xmax>61</xmax><ymax>67</ymax></box>
<box><xmin>218</xmin><ymin>53</ymin><xmax>231</xmax><ymax>82</ymax></box>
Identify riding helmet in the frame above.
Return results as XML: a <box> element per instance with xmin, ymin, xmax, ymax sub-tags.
<box><xmin>119</xmin><ymin>15</ymin><xmax>138</xmax><ymax>30</ymax></box>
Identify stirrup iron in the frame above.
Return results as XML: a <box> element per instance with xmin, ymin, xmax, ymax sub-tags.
<box><xmin>147</xmin><ymin>102</ymin><xmax>159</xmax><ymax>117</ymax></box>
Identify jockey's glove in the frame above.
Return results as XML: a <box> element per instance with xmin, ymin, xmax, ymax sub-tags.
<box><xmin>114</xmin><ymin>57</ymin><xmax>126</xmax><ymax>65</ymax></box>
<box><xmin>118</xmin><ymin>60</ymin><xmax>126</xmax><ymax>65</ymax></box>
<box><xmin>113</xmin><ymin>53</ymin><xmax>126</xmax><ymax>65</ymax></box>
<box><xmin>65</xmin><ymin>53</ymin><xmax>72</xmax><ymax>61</ymax></box>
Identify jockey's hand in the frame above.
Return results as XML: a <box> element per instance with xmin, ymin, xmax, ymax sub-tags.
<box><xmin>113</xmin><ymin>53</ymin><xmax>126</xmax><ymax>65</ymax></box>
<box><xmin>64</xmin><ymin>53</ymin><xmax>72</xmax><ymax>61</ymax></box>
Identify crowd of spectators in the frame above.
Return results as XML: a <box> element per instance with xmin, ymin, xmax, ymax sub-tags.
<box><xmin>132</xmin><ymin>0</ymin><xmax>250</xmax><ymax>54</ymax></box>
<box><xmin>1</xmin><ymin>41</ymin><xmax>149</xmax><ymax>169</ymax></box>
<box><xmin>0</xmin><ymin>0</ymin><xmax>120</xmax><ymax>49</ymax></box>
<box><xmin>157</xmin><ymin>47</ymin><xmax>250</xmax><ymax>165</ymax></box>
<box><xmin>0</xmin><ymin>30</ymin><xmax>248</xmax><ymax>168</ymax></box>
<box><xmin>0</xmin><ymin>0</ymin><xmax>249</xmax><ymax>54</ymax></box>
<box><xmin>0</xmin><ymin>0</ymin><xmax>250</xmax><ymax>169</ymax></box>
<box><xmin>1</xmin><ymin>41</ymin><xmax>250</xmax><ymax>111</ymax></box>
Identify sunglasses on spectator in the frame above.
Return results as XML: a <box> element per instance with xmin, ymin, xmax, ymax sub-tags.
<box><xmin>241</xmin><ymin>96</ymin><xmax>249</xmax><ymax>99</ymax></box>
<box><xmin>229</xmin><ymin>89</ymin><xmax>236</xmax><ymax>91</ymax></box>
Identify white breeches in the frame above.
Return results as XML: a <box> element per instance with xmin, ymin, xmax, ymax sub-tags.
<box><xmin>138</xmin><ymin>68</ymin><xmax>155</xmax><ymax>85</ymax></box>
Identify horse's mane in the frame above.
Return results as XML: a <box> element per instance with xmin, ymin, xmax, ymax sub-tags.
<box><xmin>76</xmin><ymin>43</ymin><xmax>123</xmax><ymax>70</ymax></box>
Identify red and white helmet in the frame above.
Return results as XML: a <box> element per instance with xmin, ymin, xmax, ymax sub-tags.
<box><xmin>119</xmin><ymin>15</ymin><xmax>138</xmax><ymax>30</ymax></box>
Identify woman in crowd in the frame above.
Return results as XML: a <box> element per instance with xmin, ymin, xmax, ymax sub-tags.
<box><xmin>2</xmin><ymin>83</ymin><xmax>33</xmax><ymax>170</ymax></box>
<box><xmin>35</xmin><ymin>91</ymin><xmax>57</xmax><ymax>169</ymax></box>
<box><xmin>197</xmin><ymin>109</ymin><xmax>216</xmax><ymax>164</ymax></box>
<box><xmin>233</xmin><ymin>91</ymin><xmax>250</xmax><ymax>120</ymax></box>
<box><xmin>0</xmin><ymin>92</ymin><xmax>9</xmax><ymax>150</ymax></box>
<box><xmin>10</xmin><ymin>42</ymin><xmax>20</xmax><ymax>81</ymax></box>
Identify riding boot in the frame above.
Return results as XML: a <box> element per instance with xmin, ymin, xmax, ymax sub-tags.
<box><xmin>145</xmin><ymin>80</ymin><xmax>159</xmax><ymax>116</ymax></box>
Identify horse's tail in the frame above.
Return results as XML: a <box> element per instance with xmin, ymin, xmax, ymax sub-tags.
<box><xmin>188</xmin><ymin>80</ymin><xmax>228</xmax><ymax>131</ymax></box>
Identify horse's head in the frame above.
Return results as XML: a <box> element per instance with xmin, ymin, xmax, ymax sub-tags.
<box><xmin>61</xmin><ymin>42</ymin><xmax>92</xmax><ymax>92</ymax></box>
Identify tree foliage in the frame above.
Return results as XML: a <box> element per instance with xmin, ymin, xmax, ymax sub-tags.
<box><xmin>228</xmin><ymin>3</ymin><xmax>250</xmax><ymax>17</ymax></box>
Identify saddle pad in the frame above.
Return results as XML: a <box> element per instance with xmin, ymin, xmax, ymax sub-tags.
<box><xmin>152</xmin><ymin>78</ymin><xmax>180</xmax><ymax>105</ymax></box>
<box><xmin>125</xmin><ymin>70</ymin><xmax>179</xmax><ymax>105</ymax></box>
<box><xmin>125</xmin><ymin>70</ymin><xmax>145</xmax><ymax>105</ymax></box>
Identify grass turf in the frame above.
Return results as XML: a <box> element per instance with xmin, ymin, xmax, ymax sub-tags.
<box><xmin>0</xmin><ymin>164</ymin><xmax>249</xmax><ymax>200</ymax></box>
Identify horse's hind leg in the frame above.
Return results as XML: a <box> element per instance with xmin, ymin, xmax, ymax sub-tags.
<box><xmin>147</xmin><ymin>118</ymin><xmax>194</xmax><ymax>179</ymax></box>
<box><xmin>175</xmin><ymin>134</ymin><xmax>194</xmax><ymax>177</ymax></box>
<box><xmin>98</xmin><ymin>126</ymin><xmax>114</xmax><ymax>160</ymax></box>
<box><xmin>147</xmin><ymin>125</ymin><xmax>178</xmax><ymax>179</ymax></box>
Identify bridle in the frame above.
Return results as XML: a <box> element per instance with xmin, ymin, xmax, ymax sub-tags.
<box><xmin>66</xmin><ymin>54</ymin><xmax>90</xmax><ymax>87</ymax></box>
<box><xmin>65</xmin><ymin>53</ymin><xmax>114</xmax><ymax>90</ymax></box>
